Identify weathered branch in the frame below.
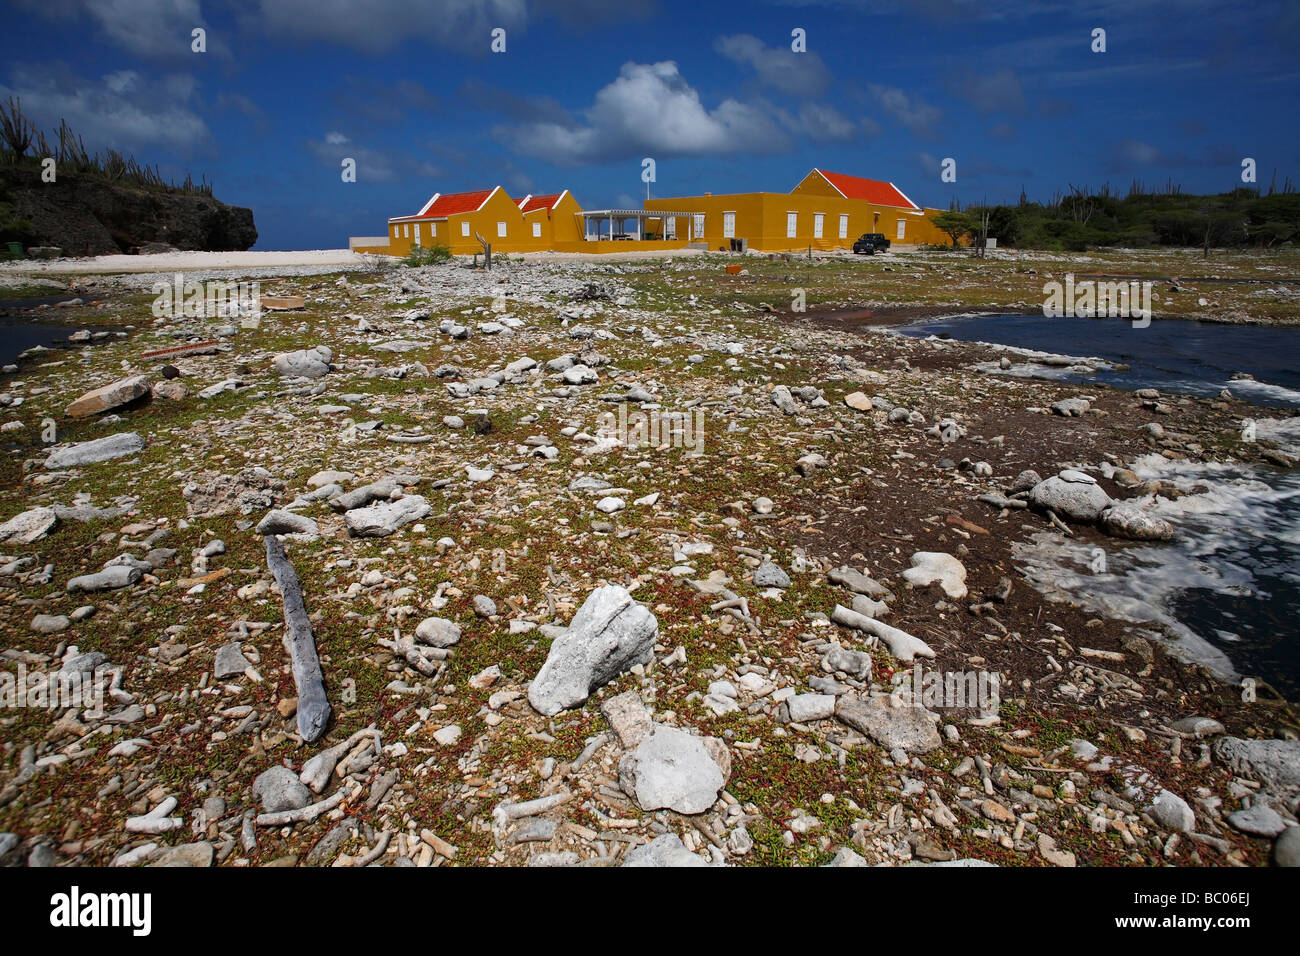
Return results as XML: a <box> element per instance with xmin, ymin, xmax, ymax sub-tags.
<box><xmin>265</xmin><ymin>535</ymin><xmax>331</xmax><ymax>742</ymax></box>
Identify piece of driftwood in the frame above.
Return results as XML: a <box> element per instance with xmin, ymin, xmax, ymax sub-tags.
<box><xmin>265</xmin><ymin>535</ymin><xmax>331</xmax><ymax>741</ymax></box>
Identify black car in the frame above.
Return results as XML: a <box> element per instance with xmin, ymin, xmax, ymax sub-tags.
<box><xmin>852</xmin><ymin>233</ymin><xmax>891</xmax><ymax>254</ymax></box>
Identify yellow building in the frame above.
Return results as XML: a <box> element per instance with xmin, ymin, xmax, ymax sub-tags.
<box><xmin>348</xmin><ymin>168</ymin><xmax>949</xmax><ymax>256</ymax></box>
<box><xmin>644</xmin><ymin>168</ymin><xmax>951</xmax><ymax>251</ymax></box>
<box><xmin>519</xmin><ymin>190</ymin><xmax>584</xmax><ymax>247</ymax></box>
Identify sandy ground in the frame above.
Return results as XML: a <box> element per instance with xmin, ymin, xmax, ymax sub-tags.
<box><xmin>0</xmin><ymin>249</ymin><xmax>379</xmax><ymax>276</ymax></box>
<box><xmin>0</xmin><ymin>245</ymin><xmax>732</xmax><ymax>278</ymax></box>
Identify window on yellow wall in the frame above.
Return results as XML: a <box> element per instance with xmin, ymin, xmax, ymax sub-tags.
<box><xmin>897</xmin><ymin>219</ymin><xmax>906</xmax><ymax>240</ymax></box>
<box><xmin>786</xmin><ymin>212</ymin><xmax>797</xmax><ymax>238</ymax></box>
<box><xmin>813</xmin><ymin>213</ymin><xmax>824</xmax><ymax>239</ymax></box>
<box><xmin>839</xmin><ymin>214</ymin><xmax>848</xmax><ymax>239</ymax></box>
<box><xmin>497</xmin><ymin>221</ymin><xmax>507</xmax><ymax>237</ymax></box>
<box><xmin>532</xmin><ymin>221</ymin><xmax>541</xmax><ymax>238</ymax></box>
<box><xmin>403</xmin><ymin>224</ymin><xmax>409</xmax><ymax>238</ymax></box>
<box><xmin>461</xmin><ymin>221</ymin><xmax>470</xmax><ymax>237</ymax></box>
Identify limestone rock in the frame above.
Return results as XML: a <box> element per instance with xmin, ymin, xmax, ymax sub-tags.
<box><xmin>902</xmin><ymin>551</ymin><xmax>968</xmax><ymax>599</ymax></box>
<box><xmin>1028</xmin><ymin>471</ymin><xmax>1113</xmax><ymax>523</ymax></box>
<box><xmin>617</xmin><ymin>725</ymin><xmax>728</xmax><ymax>814</ymax></box>
<box><xmin>0</xmin><ymin>507</ymin><xmax>58</xmax><ymax>544</ymax></box>
<box><xmin>253</xmin><ymin>765</ymin><xmax>311</xmax><ymax>813</ymax></box>
<box><xmin>343</xmin><ymin>495</ymin><xmax>430</xmax><ymax>537</ymax></box>
<box><xmin>527</xmin><ymin>585</ymin><xmax>657</xmax><ymax>716</ymax></box>
<box><xmin>65</xmin><ymin>374</ymin><xmax>150</xmax><ymax>418</ymax></box>
<box><xmin>835</xmin><ymin>694</ymin><xmax>943</xmax><ymax>754</ymax></box>
<box><xmin>44</xmin><ymin>432</ymin><xmax>145</xmax><ymax>469</ymax></box>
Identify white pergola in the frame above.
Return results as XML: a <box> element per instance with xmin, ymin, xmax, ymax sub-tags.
<box><xmin>577</xmin><ymin>209</ymin><xmax>700</xmax><ymax>242</ymax></box>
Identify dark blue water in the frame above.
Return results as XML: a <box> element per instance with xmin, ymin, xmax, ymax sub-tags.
<box><xmin>898</xmin><ymin>314</ymin><xmax>1300</xmax><ymax>408</ymax></box>
<box><xmin>0</xmin><ymin>320</ymin><xmax>80</xmax><ymax>366</ymax></box>
<box><xmin>909</xmin><ymin>314</ymin><xmax>1300</xmax><ymax>696</ymax></box>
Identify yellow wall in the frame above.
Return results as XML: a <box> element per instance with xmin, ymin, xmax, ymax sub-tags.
<box><xmin>645</xmin><ymin>190</ymin><xmax>951</xmax><ymax>251</ymax></box>
<box><xmin>550</xmin><ymin>192</ymin><xmax>584</xmax><ymax>244</ymax></box>
<box><xmin>361</xmin><ymin>187</ymin><xmax>594</xmax><ymax>256</ymax></box>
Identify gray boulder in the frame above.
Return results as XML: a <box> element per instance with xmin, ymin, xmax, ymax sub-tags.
<box><xmin>67</xmin><ymin>564</ymin><xmax>142</xmax><ymax>592</ymax></box>
<box><xmin>1227</xmin><ymin>804</ymin><xmax>1286</xmax><ymax>838</ymax></box>
<box><xmin>527</xmin><ymin>585</ymin><xmax>657</xmax><ymax>716</ymax></box>
<box><xmin>1147</xmin><ymin>789</ymin><xmax>1196</xmax><ymax>832</ymax></box>
<box><xmin>253</xmin><ymin>765</ymin><xmax>311</xmax><ymax>813</ymax></box>
<box><xmin>214</xmin><ymin>642</ymin><xmax>251</xmax><ymax>678</ymax></box>
<box><xmin>66</xmin><ymin>374</ymin><xmax>150</xmax><ymax>418</ymax></box>
<box><xmin>753</xmin><ymin>561</ymin><xmax>791</xmax><ymax>589</ymax></box>
<box><xmin>44</xmin><ymin>432</ymin><xmax>145</xmax><ymax>469</ymax></box>
<box><xmin>274</xmin><ymin>346</ymin><xmax>332</xmax><ymax>379</ymax></box>
<box><xmin>255</xmin><ymin>509</ymin><xmax>319</xmax><ymax>537</ymax></box>
<box><xmin>0</xmin><ymin>507</ymin><xmax>58</xmax><ymax>544</ymax></box>
<box><xmin>1028</xmin><ymin>471</ymin><xmax>1113</xmax><ymax>523</ymax></box>
<box><xmin>622</xmin><ymin>834</ymin><xmax>713</xmax><ymax>867</ymax></box>
<box><xmin>343</xmin><ymin>495</ymin><xmax>430</xmax><ymax>537</ymax></box>
<box><xmin>1274</xmin><ymin>827</ymin><xmax>1300</xmax><ymax>867</ymax></box>
<box><xmin>1215</xmin><ymin>737</ymin><xmax>1300</xmax><ymax>798</ymax></box>
<box><xmin>770</xmin><ymin>385</ymin><xmax>798</xmax><ymax>416</ymax></box>
<box><xmin>1099</xmin><ymin>501</ymin><xmax>1174</xmax><ymax>541</ymax></box>
<box><xmin>415</xmin><ymin>617</ymin><xmax>462</xmax><ymax>648</ymax></box>
<box><xmin>835</xmin><ymin>694</ymin><xmax>942</xmax><ymax>754</ymax></box>
<box><xmin>618</xmin><ymin>725</ymin><xmax>728</xmax><ymax>814</ymax></box>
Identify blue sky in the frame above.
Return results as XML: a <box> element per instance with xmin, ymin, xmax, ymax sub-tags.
<box><xmin>3</xmin><ymin>0</ymin><xmax>1298</xmax><ymax>249</ymax></box>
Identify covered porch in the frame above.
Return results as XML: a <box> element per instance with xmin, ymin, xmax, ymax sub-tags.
<box><xmin>576</xmin><ymin>208</ymin><xmax>700</xmax><ymax>242</ymax></box>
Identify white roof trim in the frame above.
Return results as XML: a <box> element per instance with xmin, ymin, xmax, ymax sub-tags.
<box><xmin>516</xmin><ymin>193</ymin><xmax>533</xmax><ymax>210</ymax></box>
<box><xmin>889</xmin><ymin>182</ymin><xmax>922</xmax><ymax>211</ymax></box>
<box><xmin>415</xmin><ymin>192</ymin><xmax>441</xmax><ymax>217</ymax></box>
<box><xmin>477</xmin><ymin>185</ymin><xmax>502</xmax><ymax>211</ymax></box>
<box><xmin>552</xmin><ymin>189</ymin><xmax>570</xmax><ymax>210</ymax></box>
<box><xmin>811</xmin><ymin>168</ymin><xmax>847</xmax><ymax>199</ymax></box>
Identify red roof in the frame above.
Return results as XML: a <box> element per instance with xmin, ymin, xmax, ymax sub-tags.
<box><xmin>413</xmin><ymin>188</ymin><xmax>496</xmax><ymax>219</ymax></box>
<box><xmin>520</xmin><ymin>193</ymin><xmax>561</xmax><ymax>213</ymax></box>
<box><xmin>811</xmin><ymin>170</ymin><xmax>918</xmax><ymax>210</ymax></box>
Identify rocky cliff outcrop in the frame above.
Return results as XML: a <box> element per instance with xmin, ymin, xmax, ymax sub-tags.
<box><xmin>1</xmin><ymin>166</ymin><xmax>257</xmax><ymax>256</ymax></box>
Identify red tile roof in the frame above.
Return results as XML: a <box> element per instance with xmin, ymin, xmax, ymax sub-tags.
<box><xmin>413</xmin><ymin>188</ymin><xmax>496</xmax><ymax>219</ymax></box>
<box><xmin>811</xmin><ymin>170</ymin><xmax>919</xmax><ymax>210</ymax></box>
<box><xmin>520</xmin><ymin>193</ymin><xmax>561</xmax><ymax>213</ymax></box>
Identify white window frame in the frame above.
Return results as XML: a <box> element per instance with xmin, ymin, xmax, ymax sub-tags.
<box><xmin>431</xmin><ymin>222</ymin><xmax>437</xmax><ymax>237</ymax></box>
<box><xmin>532</xmin><ymin>221</ymin><xmax>541</xmax><ymax>238</ymax></box>
<box><xmin>723</xmin><ymin>211</ymin><xmax>736</xmax><ymax>238</ymax></box>
<box><xmin>403</xmin><ymin>224</ymin><xmax>409</xmax><ymax>238</ymax></box>
<box><xmin>839</xmin><ymin>214</ymin><xmax>849</xmax><ymax>239</ymax></box>
<box><xmin>413</xmin><ymin>223</ymin><xmax>421</xmax><ymax>245</ymax></box>
<box><xmin>497</xmin><ymin>221</ymin><xmax>507</xmax><ymax>238</ymax></box>
<box><xmin>896</xmin><ymin>219</ymin><xmax>906</xmax><ymax>240</ymax></box>
<box><xmin>461</xmin><ymin>221</ymin><xmax>470</xmax><ymax>237</ymax></box>
<box><xmin>786</xmin><ymin>212</ymin><xmax>798</xmax><ymax>238</ymax></box>
<box><xmin>693</xmin><ymin>213</ymin><xmax>705</xmax><ymax>238</ymax></box>
<box><xmin>813</xmin><ymin>213</ymin><xmax>824</xmax><ymax>239</ymax></box>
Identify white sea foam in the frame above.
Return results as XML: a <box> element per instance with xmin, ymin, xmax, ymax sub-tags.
<box><xmin>1014</xmin><ymin>435</ymin><xmax>1300</xmax><ymax>683</ymax></box>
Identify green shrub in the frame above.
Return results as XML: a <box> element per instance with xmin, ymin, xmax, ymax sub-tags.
<box><xmin>404</xmin><ymin>244</ymin><xmax>452</xmax><ymax>266</ymax></box>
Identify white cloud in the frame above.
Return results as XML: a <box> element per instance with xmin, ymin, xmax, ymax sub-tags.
<box><xmin>16</xmin><ymin>0</ymin><xmax>227</xmax><ymax>60</ymax></box>
<box><xmin>253</xmin><ymin>0</ymin><xmax>528</xmax><ymax>54</ymax></box>
<box><xmin>306</xmin><ymin>131</ymin><xmax>439</xmax><ymax>184</ymax></box>
<box><xmin>0</xmin><ymin>63</ymin><xmax>211</xmax><ymax>154</ymax></box>
<box><xmin>503</xmin><ymin>61</ymin><xmax>791</xmax><ymax>165</ymax></box>
<box><xmin>868</xmin><ymin>83</ymin><xmax>943</xmax><ymax>138</ymax></box>
<box><xmin>715</xmin><ymin>33</ymin><xmax>832</xmax><ymax>97</ymax></box>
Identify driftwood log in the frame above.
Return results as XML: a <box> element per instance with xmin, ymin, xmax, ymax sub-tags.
<box><xmin>264</xmin><ymin>535</ymin><xmax>331</xmax><ymax>741</ymax></box>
